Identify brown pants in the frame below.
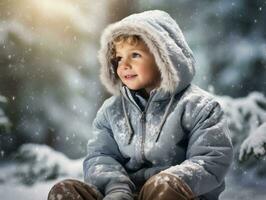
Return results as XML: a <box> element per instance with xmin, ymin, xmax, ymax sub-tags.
<box><xmin>48</xmin><ymin>173</ymin><xmax>196</xmax><ymax>200</ymax></box>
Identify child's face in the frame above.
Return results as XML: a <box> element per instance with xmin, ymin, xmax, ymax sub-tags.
<box><xmin>115</xmin><ymin>40</ymin><xmax>161</xmax><ymax>93</ymax></box>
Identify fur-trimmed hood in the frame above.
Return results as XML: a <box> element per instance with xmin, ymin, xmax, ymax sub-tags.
<box><xmin>98</xmin><ymin>10</ymin><xmax>196</xmax><ymax>95</ymax></box>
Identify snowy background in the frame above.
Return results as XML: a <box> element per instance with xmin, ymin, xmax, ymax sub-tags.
<box><xmin>0</xmin><ymin>0</ymin><xmax>266</xmax><ymax>199</ymax></box>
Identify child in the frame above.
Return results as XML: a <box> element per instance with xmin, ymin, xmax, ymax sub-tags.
<box><xmin>48</xmin><ymin>10</ymin><xmax>233</xmax><ymax>200</ymax></box>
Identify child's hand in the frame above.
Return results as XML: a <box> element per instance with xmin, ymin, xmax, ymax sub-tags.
<box><xmin>239</xmin><ymin>123</ymin><xmax>266</xmax><ymax>162</ymax></box>
<box><xmin>128</xmin><ymin>166</ymin><xmax>169</xmax><ymax>183</ymax></box>
<box><xmin>103</xmin><ymin>191</ymin><xmax>134</xmax><ymax>200</ymax></box>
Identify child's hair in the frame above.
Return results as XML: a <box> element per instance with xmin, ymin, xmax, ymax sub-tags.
<box><xmin>112</xmin><ymin>34</ymin><xmax>142</xmax><ymax>47</ymax></box>
<box><xmin>110</xmin><ymin>35</ymin><xmax>143</xmax><ymax>75</ymax></box>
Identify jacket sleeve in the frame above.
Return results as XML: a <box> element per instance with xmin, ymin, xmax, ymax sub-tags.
<box><xmin>163</xmin><ymin>97</ymin><xmax>233</xmax><ymax>196</ymax></box>
<box><xmin>83</xmin><ymin>100</ymin><xmax>135</xmax><ymax>197</ymax></box>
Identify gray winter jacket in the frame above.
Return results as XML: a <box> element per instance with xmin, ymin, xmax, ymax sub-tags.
<box><xmin>83</xmin><ymin>10</ymin><xmax>233</xmax><ymax>200</ymax></box>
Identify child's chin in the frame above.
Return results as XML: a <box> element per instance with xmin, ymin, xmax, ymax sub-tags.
<box><xmin>126</xmin><ymin>85</ymin><xmax>142</xmax><ymax>91</ymax></box>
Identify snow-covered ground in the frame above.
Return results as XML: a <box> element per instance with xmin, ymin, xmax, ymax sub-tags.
<box><xmin>220</xmin><ymin>170</ymin><xmax>266</xmax><ymax>200</ymax></box>
<box><xmin>0</xmin><ymin>180</ymin><xmax>57</xmax><ymax>200</ymax></box>
<box><xmin>1</xmin><ymin>165</ymin><xmax>266</xmax><ymax>200</ymax></box>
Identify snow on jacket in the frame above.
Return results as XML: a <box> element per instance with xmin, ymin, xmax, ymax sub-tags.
<box><xmin>83</xmin><ymin>10</ymin><xmax>233</xmax><ymax>200</ymax></box>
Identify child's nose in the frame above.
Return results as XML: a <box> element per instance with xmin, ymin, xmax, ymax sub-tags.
<box><xmin>120</xmin><ymin>58</ymin><xmax>131</xmax><ymax>69</ymax></box>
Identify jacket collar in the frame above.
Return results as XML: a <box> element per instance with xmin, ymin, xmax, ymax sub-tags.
<box><xmin>120</xmin><ymin>86</ymin><xmax>173</xmax><ymax>106</ymax></box>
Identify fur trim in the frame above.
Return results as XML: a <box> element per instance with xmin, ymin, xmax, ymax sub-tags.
<box><xmin>98</xmin><ymin>10</ymin><xmax>195</xmax><ymax>96</ymax></box>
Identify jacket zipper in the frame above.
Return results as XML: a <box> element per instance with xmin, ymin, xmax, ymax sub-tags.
<box><xmin>122</xmin><ymin>88</ymin><xmax>156</xmax><ymax>163</ymax></box>
<box><xmin>139</xmin><ymin>94</ymin><xmax>154</xmax><ymax>163</ymax></box>
<box><xmin>140</xmin><ymin>111</ymin><xmax>146</xmax><ymax>162</ymax></box>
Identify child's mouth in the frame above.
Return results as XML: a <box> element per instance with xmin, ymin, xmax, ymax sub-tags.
<box><xmin>124</xmin><ymin>75</ymin><xmax>137</xmax><ymax>79</ymax></box>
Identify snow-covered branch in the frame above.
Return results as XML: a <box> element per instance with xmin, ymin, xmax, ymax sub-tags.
<box><xmin>217</xmin><ymin>92</ymin><xmax>266</xmax><ymax>145</ymax></box>
<box><xmin>239</xmin><ymin>123</ymin><xmax>266</xmax><ymax>161</ymax></box>
<box><xmin>0</xmin><ymin>144</ymin><xmax>83</xmax><ymax>185</ymax></box>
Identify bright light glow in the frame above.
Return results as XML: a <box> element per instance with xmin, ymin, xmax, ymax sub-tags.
<box><xmin>24</xmin><ymin>0</ymin><xmax>96</xmax><ymax>34</ymax></box>
<box><xmin>29</xmin><ymin>0</ymin><xmax>79</xmax><ymax>18</ymax></box>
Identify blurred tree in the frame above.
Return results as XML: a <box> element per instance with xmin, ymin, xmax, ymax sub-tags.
<box><xmin>138</xmin><ymin>0</ymin><xmax>266</xmax><ymax>97</ymax></box>
<box><xmin>0</xmin><ymin>0</ymin><xmax>104</xmax><ymax>158</ymax></box>
<box><xmin>0</xmin><ymin>0</ymin><xmax>138</xmax><ymax>158</ymax></box>
<box><xmin>206</xmin><ymin>0</ymin><xmax>266</xmax><ymax>97</ymax></box>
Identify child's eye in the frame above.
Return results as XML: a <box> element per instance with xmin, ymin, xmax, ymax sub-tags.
<box><xmin>115</xmin><ymin>56</ymin><xmax>122</xmax><ymax>63</ymax></box>
<box><xmin>132</xmin><ymin>52</ymin><xmax>141</xmax><ymax>58</ymax></box>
